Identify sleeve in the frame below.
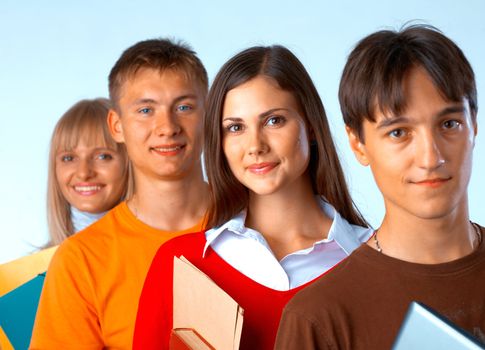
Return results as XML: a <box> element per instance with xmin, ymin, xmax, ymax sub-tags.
<box><xmin>30</xmin><ymin>242</ymin><xmax>103</xmax><ymax>350</ymax></box>
<box><xmin>132</xmin><ymin>241</ymin><xmax>176</xmax><ymax>350</ymax></box>
<box><xmin>274</xmin><ymin>306</ymin><xmax>333</xmax><ymax>350</ymax></box>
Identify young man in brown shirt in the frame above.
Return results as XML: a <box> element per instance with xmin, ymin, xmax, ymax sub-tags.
<box><xmin>275</xmin><ymin>25</ymin><xmax>485</xmax><ymax>350</ymax></box>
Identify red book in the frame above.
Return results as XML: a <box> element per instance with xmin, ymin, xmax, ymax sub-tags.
<box><xmin>169</xmin><ymin>328</ymin><xmax>215</xmax><ymax>350</ymax></box>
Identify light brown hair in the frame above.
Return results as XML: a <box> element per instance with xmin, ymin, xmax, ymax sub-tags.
<box><xmin>108</xmin><ymin>38</ymin><xmax>208</xmax><ymax>110</ymax></box>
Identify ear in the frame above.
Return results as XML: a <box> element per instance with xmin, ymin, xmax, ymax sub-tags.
<box><xmin>107</xmin><ymin>109</ymin><xmax>125</xmax><ymax>143</ymax></box>
<box><xmin>345</xmin><ymin>126</ymin><xmax>369</xmax><ymax>166</ymax></box>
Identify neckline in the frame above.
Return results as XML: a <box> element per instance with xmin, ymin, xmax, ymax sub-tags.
<box><xmin>189</xmin><ymin>232</ymin><xmax>336</xmax><ymax>294</ymax></box>
<box><xmin>116</xmin><ymin>201</ymin><xmax>205</xmax><ymax>236</ymax></box>
<box><xmin>356</xmin><ymin>225</ymin><xmax>485</xmax><ymax>276</ymax></box>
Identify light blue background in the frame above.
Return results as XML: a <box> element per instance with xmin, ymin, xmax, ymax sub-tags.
<box><xmin>1</xmin><ymin>0</ymin><xmax>484</xmax><ymax>263</ymax></box>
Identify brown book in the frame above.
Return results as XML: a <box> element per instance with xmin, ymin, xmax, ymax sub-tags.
<box><xmin>173</xmin><ymin>256</ymin><xmax>244</xmax><ymax>350</ymax></box>
<box><xmin>169</xmin><ymin>328</ymin><xmax>215</xmax><ymax>350</ymax></box>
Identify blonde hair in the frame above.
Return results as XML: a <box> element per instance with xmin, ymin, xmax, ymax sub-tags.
<box><xmin>46</xmin><ymin>98</ymin><xmax>132</xmax><ymax>246</ymax></box>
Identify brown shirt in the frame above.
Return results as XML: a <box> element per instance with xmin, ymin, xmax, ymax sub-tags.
<box><xmin>275</xmin><ymin>225</ymin><xmax>485</xmax><ymax>350</ymax></box>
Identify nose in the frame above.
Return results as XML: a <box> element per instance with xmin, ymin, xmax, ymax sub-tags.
<box><xmin>154</xmin><ymin>110</ymin><xmax>181</xmax><ymax>137</ymax></box>
<box><xmin>416</xmin><ymin>130</ymin><xmax>445</xmax><ymax>170</ymax></box>
<box><xmin>247</xmin><ymin>128</ymin><xmax>269</xmax><ymax>156</ymax></box>
<box><xmin>76</xmin><ymin>158</ymin><xmax>95</xmax><ymax>180</ymax></box>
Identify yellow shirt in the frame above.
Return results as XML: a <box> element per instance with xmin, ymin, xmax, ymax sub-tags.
<box><xmin>31</xmin><ymin>201</ymin><xmax>205</xmax><ymax>349</ymax></box>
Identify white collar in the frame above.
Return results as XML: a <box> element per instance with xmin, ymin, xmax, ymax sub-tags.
<box><xmin>203</xmin><ymin>197</ymin><xmax>364</xmax><ymax>257</ymax></box>
<box><xmin>70</xmin><ymin>206</ymin><xmax>107</xmax><ymax>233</ymax></box>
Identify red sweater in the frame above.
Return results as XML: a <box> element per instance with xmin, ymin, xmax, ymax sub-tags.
<box><xmin>133</xmin><ymin>232</ymin><xmax>316</xmax><ymax>350</ymax></box>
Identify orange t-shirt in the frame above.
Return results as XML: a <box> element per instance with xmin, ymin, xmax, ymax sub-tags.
<box><xmin>30</xmin><ymin>201</ymin><xmax>205</xmax><ymax>349</ymax></box>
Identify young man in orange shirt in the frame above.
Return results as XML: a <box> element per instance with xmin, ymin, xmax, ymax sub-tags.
<box><xmin>31</xmin><ymin>39</ymin><xmax>209</xmax><ymax>349</ymax></box>
<box><xmin>276</xmin><ymin>25</ymin><xmax>484</xmax><ymax>349</ymax></box>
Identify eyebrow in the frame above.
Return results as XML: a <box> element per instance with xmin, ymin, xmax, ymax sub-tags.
<box><xmin>436</xmin><ymin>105</ymin><xmax>466</xmax><ymax>118</ymax></box>
<box><xmin>56</xmin><ymin>147</ymin><xmax>114</xmax><ymax>154</ymax></box>
<box><xmin>222</xmin><ymin>108</ymin><xmax>290</xmax><ymax>122</ymax></box>
<box><xmin>376</xmin><ymin>116</ymin><xmax>409</xmax><ymax>129</ymax></box>
<box><xmin>376</xmin><ymin>105</ymin><xmax>466</xmax><ymax>129</ymax></box>
<box><xmin>131</xmin><ymin>94</ymin><xmax>198</xmax><ymax>106</ymax></box>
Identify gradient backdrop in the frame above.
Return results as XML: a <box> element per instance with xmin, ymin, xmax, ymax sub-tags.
<box><xmin>1</xmin><ymin>0</ymin><xmax>484</xmax><ymax>263</ymax></box>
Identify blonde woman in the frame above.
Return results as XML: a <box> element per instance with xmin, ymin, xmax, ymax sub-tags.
<box><xmin>0</xmin><ymin>98</ymin><xmax>130</xmax><ymax>350</ymax></box>
<box><xmin>46</xmin><ymin>97</ymin><xmax>131</xmax><ymax>246</ymax></box>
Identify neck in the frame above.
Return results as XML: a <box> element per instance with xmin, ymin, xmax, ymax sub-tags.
<box><xmin>246</xmin><ymin>176</ymin><xmax>332</xmax><ymax>260</ymax></box>
<box><xmin>129</xmin><ymin>167</ymin><xmax>209</xmax><ymax>231</ymax></box>
<box><xmin>372</xmin><ymin>202</ymin><xmax>478</xmax><ymax>264</ymax></box>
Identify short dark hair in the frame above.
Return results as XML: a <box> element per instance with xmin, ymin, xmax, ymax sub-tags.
<box><xmin>108</xmin><ymin>38</ymin><xmax>208</xmax><ymax>109</ymax></box>
<box><xmin>339</xmin><ymin>24</ymin><xmax>477</xmax><ymax>141</ymax></box>
<box><xmin>204</xmin><ymin>45</ymin><xmax>367</xmax><ymax>228</ymax></box>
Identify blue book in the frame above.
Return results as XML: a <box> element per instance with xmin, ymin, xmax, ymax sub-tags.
<box><xmin>393</xmin><ymin>301</ymin><xmax>485</xmax><ymax>350</ymax></box>
<box><xmin>0</xmin><ymin>273</ymin><xmax>45</xmax><ymax>350</ymax></box>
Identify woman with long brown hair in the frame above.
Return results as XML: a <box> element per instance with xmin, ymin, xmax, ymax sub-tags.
<box><xmin>133</xmin><ymin>45</ymin><xmax>371</xmax><ymax>350</ymax></box>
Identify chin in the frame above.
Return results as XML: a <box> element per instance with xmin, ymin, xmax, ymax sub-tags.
<box><xmin>75</xmin><ymin>204</ymin><xmax>104</xmax><ymax>214</ymax></box>
<box><xmin>249</xmin><ymin>186</ymin><xmax>279</xmax><ymax>196</ymax></box>
<box><xmin>409</xmin><ymin>205</ymin><xmax>458</xmax><ymax>221</ymax></box>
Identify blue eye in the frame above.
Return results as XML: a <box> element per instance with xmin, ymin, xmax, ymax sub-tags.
<box><xmin>139</xmin><ymin>107</ymin><xmax>152</xmax><ymax>115</ymax></box>
<box><xmin>98</xmin><ymin>153</ymin><xmax>113</xmax><ymax>160</ymax></box>
<box><xmin>61</xmin><ymin>155</ymin><xmax>74</xmax><ymax>162</ymax></box>
<box><xmin>442</xmin><ymin>120</ymin><xmax>461</xmax><ymax>129</ymax></box>
<box><xmin>389</xmin><ymin>128</ymin><xmax>406</xmax><ymax>139</ymax></box>
<box><xmin>177</xmin><ymin>104</ymin><xmax>192</xmax><ymax>112</ymax></box>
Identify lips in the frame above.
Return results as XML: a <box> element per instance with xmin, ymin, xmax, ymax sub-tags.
<box><xmin>247</xmin><ymin>162</ymin><xmax>279</xmax><ymax>175</ymax></box>
<box><xmin>73</xmin><ymin>184</ymin><xmax>104</xmax><ymax>195</ymax></box>
<box><xmin>413</xmin><ymin>177</ymin><xmax>451</xmax><ymax>188</ymax></box>
<box><xmin>150</xmin><ymin>144</ymin><xmax>185</xmax><ymax>156</ymax></box>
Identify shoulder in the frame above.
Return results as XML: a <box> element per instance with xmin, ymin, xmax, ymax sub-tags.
<box><xmin>49</xmin><ymin>207</ymin><xmax>125</xmax><ymax>273</ymax></box>
<box><xmin>60</xmin><ymin>204</ymin><xmax>133</xmax><ymax>257</ymax></box>
<box><xmin>68</xmin><ymin>205</ymin><xmax>121</xmax><ymax>244</ymax></box>
<box><xmin>152</xmin><ymin>231</ymin><xmax>206</xmax><ymax>263</ymax></box>
<box><xmin>287</xmin><ymin>246</ymin><xmax>370</xmax><ymax>313</ymax></box>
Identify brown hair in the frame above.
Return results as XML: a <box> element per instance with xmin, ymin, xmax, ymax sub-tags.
<box><xmin>47</xmin><ymin>98</ymin><xmax>132</xmax><ymax>246</ymax></box>
<box><xmin>339</xmin><ymin>24</ymin><xmax>478</xmax><ymax>141</ymax></box>
<box><xmin>108</xmin><ymin>38</ymin><xmax>208</xmax><ymax>109</ymax></box>
<box><xmin>204</xmin><ymin>45</ymin><xmax>367</xmax><ymax>228</ymax></box>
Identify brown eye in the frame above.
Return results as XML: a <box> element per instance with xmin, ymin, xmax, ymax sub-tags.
<box><xmin>442</xmin><ymin>120</ymin><xmax>460</xmax><ymax>129</ymax></box>
<box><xmin>227</xmin><ymin>124</ymin><xmax>244</xmax><ymax>133</ymax></box>
<box><xmin>265</xmin><ymin>116</ymin><xmax>285</xmax><ymax>127</ymax></box>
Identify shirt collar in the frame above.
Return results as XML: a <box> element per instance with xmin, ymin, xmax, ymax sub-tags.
<box><xmin>203</xmin><ymin>196</ymin><xmax>363</xmax><ymax>257</ymax></box>
<box><xmin>70</xmin><ymin>206</ymin><xmax>107</xmax><ymax>233</ymax></box>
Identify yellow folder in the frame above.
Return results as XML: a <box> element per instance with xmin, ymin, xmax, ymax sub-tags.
<box><xmin>0</xmin><ymin>246</ymin><xmax>57</xmax><ymax>297</ymax></box>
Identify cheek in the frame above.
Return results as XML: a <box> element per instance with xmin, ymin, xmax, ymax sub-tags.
<box><xmin>368</xmin><ymin>154</ymin><xmax>405</xmax><ymax>194</ymax></box>
<box><xmin>103</xmin><ymin>160</ymin><xmax>126</xmax><ymax>183</ymax></box>
<box><xmin>55</xmin><ymin>164</ymin><xmax>70</xmax><ymax>184</ymax></box>
<box><xmin>454</xmin><ymin>142</ymin><xmax>474</xmax><ymax>183</ymax></box>
<box><xmin>287</xmin><ymin>125</ymin><xmax>310</xmax><ymax>164</ymax></box>
<box><xmin>222</xmin><ymin>138</ymin><xmax>241</xmax><ymax>168</ymax></box>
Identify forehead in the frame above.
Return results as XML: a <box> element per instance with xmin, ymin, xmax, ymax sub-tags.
<box><xmin>118</xmin><ymin>67</ymin><xmax>202</xmax><ymax>102</ymax></box>
<box><xmin>56</xmin><ymin>127</ymin><xmax>112</xmax><ymax>152</ymax></box>
<box><xmin>372</xmin><ymin>67</ymin><xmax>469</xmax><ymax>124</ymax></box>
<box><xmin>223</xmin><ymin>76</ymin><xmax>300</xmax><ymax>116</ymax></box>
